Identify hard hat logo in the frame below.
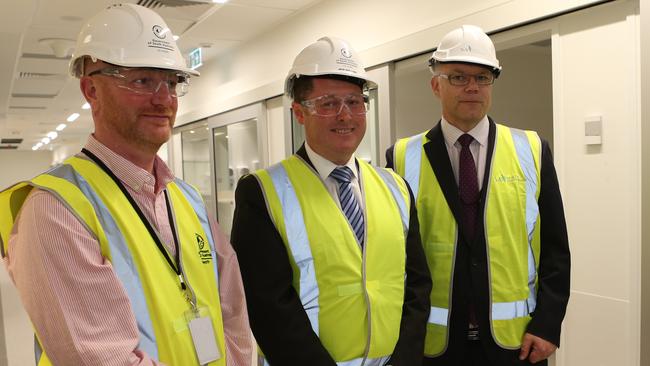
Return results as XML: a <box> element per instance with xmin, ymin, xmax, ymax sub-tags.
<box><xmin>460</xmin><ymin>44</ymin><xmax>472</xmax><ymax>53</ymax></box>
<box><xmin>341</xmin><ymin>47</ymin><xmax>352</xmax><ymax>58</ymax></box>
<box><xmin>152</xmin><ymin>25</ymin><xmax>168</xmax><ymax>40</ymax></box>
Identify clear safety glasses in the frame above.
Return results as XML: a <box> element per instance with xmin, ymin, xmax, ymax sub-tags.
<box><xmin>300</xmin><ymin>93</ymin><xmax>369</xmax><ymax>117</ymax></box>
<box><xmin>88</xmin><ymin>66</ymin><xmax>190</xmax><ymax>97</ymax></box>
<box><xmin>435</xmin><ymin>72</ymin><xmax>495</xmax><ymax>86</ymax></box>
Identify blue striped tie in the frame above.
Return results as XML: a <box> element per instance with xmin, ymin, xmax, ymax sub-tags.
<box><xmin>330</xmin><ymin>166</ymin><xmax>365</xmax><ymax>247</ymax></box>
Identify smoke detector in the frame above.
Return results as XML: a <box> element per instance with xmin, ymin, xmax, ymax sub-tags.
<box><xmin>38</xmin><ymin>38</ymin><xmax>76</xmax><ymax>58</ymax></box>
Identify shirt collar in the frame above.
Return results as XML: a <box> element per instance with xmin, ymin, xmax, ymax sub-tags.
<box><xmin>440</xmin><ymin>115</ymin><xmax>489</xmax><ymax>148</ymax></box>
<box><xmin>304</xmin><ymin>142</ymin><xmax>358</xmax><ymax>181</ymax></box>
<box><xmin>83</xmin><ymin>135</ymin><xmax>175</xmax><ymax>194</ymax></box>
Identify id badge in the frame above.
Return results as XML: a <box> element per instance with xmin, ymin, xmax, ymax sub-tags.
<box><xmin>185</xmin><ymin>307</ymin><xmax>221</xmax><ymax>365</ymax></box>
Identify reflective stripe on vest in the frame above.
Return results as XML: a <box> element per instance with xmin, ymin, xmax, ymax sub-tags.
<box><xmin>254</xmin><ymin>155</ymin><xmax>408</xmax><ymax>363</ymax></box>
<box><xmin>0</xmin><ymin>155</ymin><xmax>227</xmax><ymax>365</ymax></box>
<box><xmin>266</xmin><ymin>162</ymin><xmax>321</xmax><ymax>334</ymax></box>
<box><xmin>258</xmin><ymin>354</ymin><xmax>391</xmax><ymax>366</ymax></box>
<box><xmin>47</xmin><ymin>163</ymin><xmax>160</xmax><ymax>358</ymax></box>
<box><xmin>394</xmin><ymin>124</ymin><xmax>541</xmax><ymax>352</ymax></box>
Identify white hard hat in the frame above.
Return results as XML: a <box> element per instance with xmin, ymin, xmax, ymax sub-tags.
<box><xmin>285</xmin><ymin>36</ymin><xmax>376</xmax><ymax>97</ymax></box>
<box><xmin>69</xmin><ymin>3</ymin><xmax>198</xmax><ymax>78</ymax></box>
<box><xmin>429</xmin><ymin>25</ymin><xmax>501</xmax><ymax>76</ymax></box>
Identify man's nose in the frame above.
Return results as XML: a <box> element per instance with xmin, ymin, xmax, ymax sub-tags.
<box><xmin>337</xmin><ymin>102</ymin><xmax>354</xmax><ymax>120</ymax></box>
<box><xmin>151</xmin><ymin>81</ymin><xmax>175</xmax><ymax>104</ymax></box>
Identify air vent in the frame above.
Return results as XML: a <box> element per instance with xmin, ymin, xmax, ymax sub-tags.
<box><xmin>0</xmin><ymin>146</ymin><xmax>18</xmax><ymax>150</ymax></box>
<box><xmin>17</xmin><ymin>72</ymin><xmax>66</xmax><ymax>80</ymax></box>
<box><xmin>11</xmin><ymin>93</ymin><xmax>58</xmax><ymax>99</ymax></box>
<box><xmin>137</xmin><ymin>0</ymin><xmax>212</xmax><ymax>8</ymax></box>
<box><xmin>1</xmin><ymin>138</ymin><xmax>23</xmax><ymax>144</ymax></box>
<box><xmin>22</xmin><ymin>53</ymin><xmax>71</xmax><ymax>60</ymax></box>
<box><xmin>9</xmin><ymin>106</ymin><xmax>47</xmax><ymax>110</ymax></box>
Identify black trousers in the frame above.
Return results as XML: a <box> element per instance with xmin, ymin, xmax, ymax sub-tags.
<box><xmin>423</xmin><ymin>340</ymin><xmax>549</xmax><ymax>366</ymax></box>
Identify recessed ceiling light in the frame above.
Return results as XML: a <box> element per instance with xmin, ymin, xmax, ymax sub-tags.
<box><xmin>41</xmin><ymin>137</ymin><xmax>50</xmax><ymax>144</ymax></box>
<box><xmin>173</xmin><ymin>35</ymin><xmax>180</xmax><ymax>41</ymax></box>
<box><xmin>81</xmin><ymin>102</ymin><xmax>90</xmax><ymax>110</ymax></box>
<box><xmin>56</xmin><ymin>123</ymin><xmax>67</xmax><ymax>131</ymax></box>
<box><xmin>32</xmin><ymin>145</ymin><xmax>38</xmax><ymax>151</ymax></box>
<box><xmin>47</xmin><ymin>131</ymin><xmax>58</xmax><ymax>140</ymax></box>
<box><xmin>213</xmin><ymin>0</ymin><xmax>229</xmax><ymax>3</ymax></box>
<box><xmin>67</xmin><ymin>113</ymin><xmax>80</xmax><ymax>122</ymax></box>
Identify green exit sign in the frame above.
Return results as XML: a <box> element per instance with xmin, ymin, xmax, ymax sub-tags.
<box><xmin>189</xmin><ymin>48</ymin><xmax>202</xmax><ymax>70</ymax></box>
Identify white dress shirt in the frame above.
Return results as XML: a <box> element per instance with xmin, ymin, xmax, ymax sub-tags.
<box><xmin>440</xmin><ymin>116</ymin><xmax>490</xmax><ymax>188</ymax></box>
<box><xmin>304</xmin><ymin>142</ymin><xmax>364</xmax><ymax>209</ymax></box>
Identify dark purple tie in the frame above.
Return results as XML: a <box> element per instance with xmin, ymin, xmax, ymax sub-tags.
<box><xmin>458</xmin><ymin>133</ymin><xmax>480</xmax><ymax>332</ymax></box>
<box><xmin>458</xmin><ymin>134</ymin><xmax>479</xmax><ymax>242</ymax></box>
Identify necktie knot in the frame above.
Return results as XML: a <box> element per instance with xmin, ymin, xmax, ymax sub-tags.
<box><xmin>330</xmin><ymin>166</ymin><xmax>354</xmax><ymax>184</ymax></box>
<box><xmin>458</xmin><ymin>133</ymin><xmax>474</xmax><ymax>148</ymax></box>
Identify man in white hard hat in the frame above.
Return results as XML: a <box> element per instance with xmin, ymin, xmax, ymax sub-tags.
<box><xmin>0</xmin><ymin>4</ymin><xmax>252</xmax><ymax>365</ymax></box>
<box><xmin>386</xmin><ymin>25</ymin><xmax>570</xmax><ymax>366</ymax></box>
<box><xmin>231</xmin><ymin>37</ymin><xmax>432</xmax><ymax>366</ymax></box>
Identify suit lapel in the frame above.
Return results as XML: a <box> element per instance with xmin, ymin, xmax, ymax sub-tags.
<box><xmin>478</xmin><ymin>118</ymin><xmax>497</xmax><ymax>220</ymax></box>
<box><xmin>423</xmin><ymin>123</ymin><xmax>464</xmax><ymax>230</ymax></box>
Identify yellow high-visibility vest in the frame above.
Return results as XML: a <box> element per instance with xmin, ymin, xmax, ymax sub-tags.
<box><xmin>0</xmin><ymin>155</ymin><xmax>227</xmax><ymax>366</ymax></box>
<box><xmin>254</xmin><ymin>155</ymin><xmax>410</xmax><ymax>365</ymax></box>
<box><xmin>393</xmin><ymin>124</ymin><xmax>541</xmax><ymax>356</ymax></box>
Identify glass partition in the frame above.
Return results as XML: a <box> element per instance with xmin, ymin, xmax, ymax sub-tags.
<box><xmin>180</xmin><ymin>120</ymin><xmax>212</xmax><ymax>212</ymax></box>
<box><xmin>212</xmin><ymin>118</ymin><xmax>260</xmax><ymax>236</ymax></box>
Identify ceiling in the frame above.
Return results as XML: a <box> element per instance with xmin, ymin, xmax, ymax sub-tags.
<box><xmin>0</xmin><ymin>0</ymin><xmax>320</xmax><ymax>151</ymax></box>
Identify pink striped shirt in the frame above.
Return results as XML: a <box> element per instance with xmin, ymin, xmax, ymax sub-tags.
<box><xmin>5</xmin><ymin>136</ymin><xmax>252</xmax><ymax>366</ymax></box>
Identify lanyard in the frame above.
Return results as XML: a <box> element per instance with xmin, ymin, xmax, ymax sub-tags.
<box><xmin>81</xmin><ymin>148</ymin><xmax>187</xmax><ymax>290</ymax></box>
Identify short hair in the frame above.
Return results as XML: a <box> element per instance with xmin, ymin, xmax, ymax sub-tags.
<box><xmin>292</xmin><ymin>75</ymin><xmax>365</xmax><ymax>102</ymax></box>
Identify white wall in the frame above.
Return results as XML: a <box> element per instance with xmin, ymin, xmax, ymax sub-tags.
<box><xmin>550</xmin><ymin>2</ymin><xmax>640</xmax><ymax>365</ymax></box>
<box><xmin>640</xmin><ymin>0</ymin><xmax>650</xmax><ymax>364</ymax></box>
<box><xmin>52</xmin><ymin>139</ymin><xmax>85</xmax><ymax>165</ymax></box>
<box><xmin>176</xmin><ymin>0</ymin><xmax>607</xmax><ymax>127</ymax></box>
<box><xmin>265</xmin><ymin>96</ymin><xmax>288</xmax><ymax>165</ymax></box>
<box><xmin>0</xmin><ymin>150</ymin><xmax>52</xmax><ymax>366</ymax></box>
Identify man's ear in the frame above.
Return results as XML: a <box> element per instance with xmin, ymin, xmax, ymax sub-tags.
<box><xmin>292</xmin><ymin>101</ymin><xmax>307</xmax><ymax>125</ymax></box>
<box><xmin>80</xmin><ymin>76</ymin><xmax>98</xmax><ymax>107</ymax></box>
<box><xmin>431</xmin><ymin>77</ymin><xmax>441</xmax><ymax>99</ymax></box>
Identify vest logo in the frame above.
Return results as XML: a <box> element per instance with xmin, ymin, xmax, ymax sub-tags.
<box><xmin>195</xmin><ymin>233</ymin><xmax>212</xmax><ymax>264</ymax></box>
<box><xmin>495</xmin><ymin>174</ymin><xmax>526</xmax><ymax>183</ymax></box>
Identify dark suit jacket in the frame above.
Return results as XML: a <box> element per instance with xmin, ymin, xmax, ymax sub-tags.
<box><xmin>231</xmin><ymin>146</ymin><xmax>432</xmax><ymax>366</ymax></box>
<box><xmin>386</xmin><ymin>118</ymin><xmax>570</xmax><ymax>366</ymax></box>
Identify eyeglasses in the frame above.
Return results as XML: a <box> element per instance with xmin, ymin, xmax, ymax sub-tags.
<box><xmin>300</xmin><ymin>93</ymin><xmax>368</xmax><ymax>117</ymax></box>
<box><xmin>435</xmin><ymin>73</ymin><xmax>495</xmax><ymax>86</ymax></box>
<box><xmin>88</xmin><ymin>66</ymin><xmax>190</xmax><ymax>97</ymax></box>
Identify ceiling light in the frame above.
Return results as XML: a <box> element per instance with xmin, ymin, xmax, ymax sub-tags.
<box><xmin>47</xmin><ymin>131</ymin><xmax>58</xmax><ymax>140</ymax></box>
<box><xmin>81</xmin><ymin>102</ymin><xmax>90</xmax><ymax>110</ymax></box>
<box><xmin>32</xmin><ymin>145</ymin><xmax>38</xmax><ymax>151</ymax></box>
<box><xmin>173</xmin><ymin>35</ymin><xmax>180</xmax><ymax>41</ymax></box>
<box><xmin>67</xmin><ymin>113</ymin><xmax>80</xmax><ymax>122</ymax></box>
<box><xmin>56</xmin><ymin>123</ymin><xmax>67</xmax><ymax>131</ymax></box>
<box><xmin>213</xmin><ymin>0</ymin><xmax>229</xmax><ymax>3</ymax></box>
<box><xmin>41</xmin><ymin>137</ymin><xmax>50</xmax><ymax>144</ymax></box>
<box><xmin>190</xmin><ymin>130</ymin><xmax>195</xmax><ymax>134</ymax></box>
<box><xmin>35</xmin><ymin>142</ymin><xmax>43</xmax><ymax>149</ymax></box>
